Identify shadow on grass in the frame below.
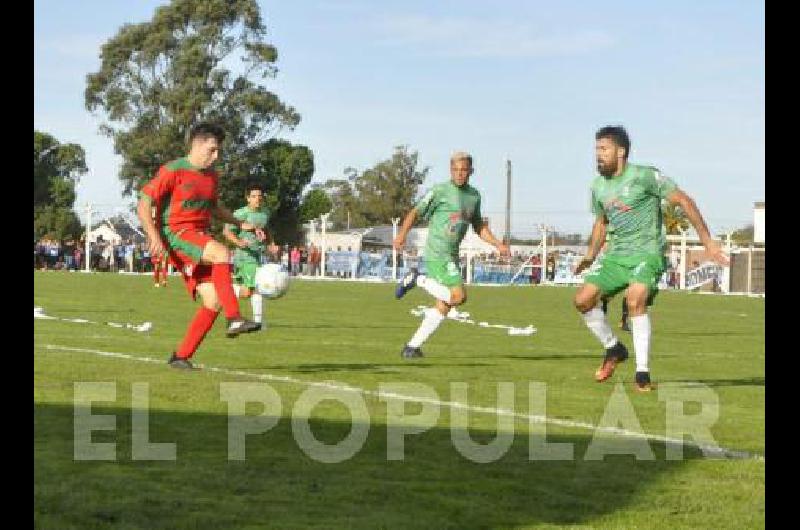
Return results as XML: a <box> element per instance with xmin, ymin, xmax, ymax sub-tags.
<box><xmin>255</xmin><ymin>362</ymin><xmax>497</xmax><ymax>374</ymax></box>
<box><xmin>500</xmin><ymin>354</ymin><xmax>600</xmax><ymax>362</ymax></box>
<box><xmin>34</xmin><ymin>402</ymin><xmax>698</xmax><ymax>529</ymax></box>
<box><xmin>661</xmin><ymin>377</ymin><xmax>765</xmax><ymax>388</ymax></box>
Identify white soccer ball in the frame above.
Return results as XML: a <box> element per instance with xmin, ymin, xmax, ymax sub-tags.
<box><xmin>254</xmin><ymin>264</ymin><xmax>290</xmax><ymax>299</ymax></box>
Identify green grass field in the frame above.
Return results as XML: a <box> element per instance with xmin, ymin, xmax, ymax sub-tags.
<box><xmin>34</xmin><ymin>271</ymin><xmax>764</xmax><ymax>529</ymax></box>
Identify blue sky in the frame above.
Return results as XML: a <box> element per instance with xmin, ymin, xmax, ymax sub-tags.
<box><xmin>34</xmin><ymin>0</ymin><xmax>764</xmax><ymax>237</ymax></box>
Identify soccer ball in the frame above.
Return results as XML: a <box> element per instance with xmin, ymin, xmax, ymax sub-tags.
<box><xmin>254</xmin><ymin>264</ymin><xmax>290</xmax><ymax>299</ymax></box>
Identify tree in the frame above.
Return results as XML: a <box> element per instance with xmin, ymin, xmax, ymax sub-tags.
<box><xmin>321</xmin><ymin>177</ymin><xmax>365</xmax><ymax>231</ymax></box>
<box><xmin>84</xmin><ymin>0</ymin><xmax>312</xmax><ymax>241</ymax></box>
<box><xmin>354</xmin><ymin>146</ymin><xmax>429</xmax><ymax>225</ymax></box>
<box><xmin>551</xmin><ymin>233</ymin><xmax>584</xmax><ymax>246</ymax></box>
<box><xmin>34</xmin><ymin>131</ymin><xmax>87</xmax><ymax>241</ymax></box>
<box><xmin>662</xmin><ymin>201</ymin><xmax>689</xmax><ymax>235</ymax></box>
<box><xmin>321</xmin><ymin>146</ymin><xmax>429</xmax><ymax>230</ymax></box>
<box><xmin>299</xmin><ymin>187</ymin><xmax>333</xmax><ymax>222</ymax></box>
<box><xmin>731</xmin><ymin>224</ymin><xmax>755</xmax><ymax>244</ymax></box>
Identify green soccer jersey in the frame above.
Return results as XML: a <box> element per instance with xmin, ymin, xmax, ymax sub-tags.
<box><xmin>415</xmin><ymin>181</ymin><xmax>483</xmax><ymax>261</ymax></box>
<box><xmin>226</xmin><ymin>206</ymin><xmax>270</xmax><ymax>263</ymax></box>
<box><xmin>590</xmin><ymin>163</ymin><xmax>678</xmax><ymax>257</ymax></box>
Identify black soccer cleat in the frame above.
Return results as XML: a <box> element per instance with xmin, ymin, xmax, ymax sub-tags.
<box><xmin>635</xmin><ymin>371</ymin><xmax>654</xmax><ymax>392</ymax></box>
<box><xmin>400</xmin><ymin>345</ymin><xmax>424</xmax><ymax>359</ymax></box>
<box><xmin>226</xmin><ymin>318</ymin><xmax>261</xmax><ymax>338</ymax></box>
<box><xmin>167</xmin><ymin>353</ymin><xmax>195</xmax><ymax>370</ymax></box>
<box><xmin>595</xmin><ymin>342</ymin><xmax>629</xmax><ymax>382</ymax></box>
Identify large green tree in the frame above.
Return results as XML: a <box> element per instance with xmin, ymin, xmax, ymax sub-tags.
<box><xmin>322</xmin><ymin>146</ymin><xmax>429</xmax><ymax>230</ymax></box>
<box><xmin>299</xmin><ymin>187</ymin><xmax>333</xmax><ymax>223</ymax></box>
<box><xmin>34</xmin><ymin>131</ymin><xmax>87</xmax><ymax>241</ymax></box>
<box><xmin>84</xmin><ymin>0</ymin><xmax>313</xmax><ymax>243</ymax></box>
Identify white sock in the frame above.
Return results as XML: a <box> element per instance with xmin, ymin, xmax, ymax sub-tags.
<box><xmin>408</xmin><ymin>308</ymin><xmax>446</xmax><ymax>348</ymax></box>
<box><xmin>417</xmin><ymin>274</ymin><xmax>451</xmax><ymax>304</ymax></box>
<box><xmin>582</xmin><ymin>307</ymin><xmax>618</xmax><ymax>349</ymax></box>
<box><xmin>630</xmin><ymin>314</ymin><xmax>651</xmax><ymax>372</ymax></box>
<box><xmin>233</xmin><ymin>285</ymin><xmax>242</xmax><ymax>298</ymax></box>
<box><xmin>251</xmin><ymin>294</ymin><xmax>263</xmax><ymax>324</ymax></box>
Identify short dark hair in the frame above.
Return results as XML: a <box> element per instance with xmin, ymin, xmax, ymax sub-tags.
<box><xmin>189</xmin><ymin>122</ymin><xmax>225</xmax><ymax>143</ymax></box>
<box><xmin>245</xmin><ymin>184</ymin><xmax>263</xmax><ymax>196</ymax></box>
<box><xmin>595</xmin><ymin>126</ymin><xmax>631</xmax><ymax>159</ymax></box>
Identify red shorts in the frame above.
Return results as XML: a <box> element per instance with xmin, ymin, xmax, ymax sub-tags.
<box><xmin>161</xmin><ymin>227</ymin><xmax>215</xmax><ymax>299</ymax></box>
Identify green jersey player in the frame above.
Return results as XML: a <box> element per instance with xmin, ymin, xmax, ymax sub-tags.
<box><xmin>573</xmin><ymin>126</ymin><xmax>729</xmax><ymax>391</ymax></box>
<box><xmin>223</xmin><ymin>185</ymin><xmax>272</xmax><ymax>330</ymax></box>
<box><xmin>393</xmin><ymin>151</ymin><xmax>509</xmax><ymax>358</ymax></box>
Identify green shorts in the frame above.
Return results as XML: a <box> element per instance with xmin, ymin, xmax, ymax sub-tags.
<box><xmin>584</xmin><ymin>254</ymin><xmax>666</xmax><ymax>299</ymax></box>
<box><xmin>233</xmin><ymin>260</ymin><xmax>259</xmax><ymax>289</ymax></box>
<box><xmin>424</xmin><ymin>258</ymin><xmax>463</xmax><ymax>288</ymax></box>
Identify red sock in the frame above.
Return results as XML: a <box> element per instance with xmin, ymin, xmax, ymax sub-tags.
<box><xmin>211</xmin><ymin>263</ymin><xmax>241</xmax><ymax>319</ymax></box>
<box><xmin>176</xmin><ymin>307</ymin><xmax>219</xmax><ymax>359</ymax></box>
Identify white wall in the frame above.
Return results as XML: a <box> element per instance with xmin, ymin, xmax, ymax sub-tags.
<box><xmin>307</xmin><ymin>232</ymin><xmax>363</xmax><ymax>252</ymax></box>
<box><xmin>754</xmin><ymin>205</ymin><xmax>765</xmax><ymax>243</ymax></box>
<box><xmin>88</xmin><ymin>225</ymin><xmax>120</xmax><ymax>245</ymax></box>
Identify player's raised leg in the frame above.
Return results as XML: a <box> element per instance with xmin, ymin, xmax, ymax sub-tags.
<box><xmin>168</xmin><ymin>278</ymin><xmax>220</xmax><ymax>370</ymax></box>
<box><xmin>160</xmin><ymin>253</ymin><xmax>169</xmax><ymax>286</ymax></box>
<box><xmin>574</xmin><ymin>279</ymin><xmax>629</xmax><ymax>382</ymax></box>
<box><xmin>200</xmin><ymin>240</ymin><xmax>260</xmax><ymax>337</ymax></box>
<box><xmin>153</xmin><ymin>254</ymin><xmax>162</xmax><ymax>287</ymax></box>
<box><xmin>403</xmin><ymin>285</ymin><xmax>466</xmax><ymax>358</ymax></box>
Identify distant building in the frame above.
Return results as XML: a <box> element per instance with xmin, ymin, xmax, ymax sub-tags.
<box><xmin>87</xmin><ymin>215</ymin><xmax>145</xmax><ymax>245</ymax></box>
<box><xmin>753</xmin><ymin>202</ymin><xmax>764</xmax><ymax>243</ymax></box>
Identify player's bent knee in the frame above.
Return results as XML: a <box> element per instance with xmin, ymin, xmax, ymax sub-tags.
<box><xmin>450</xmin><ymin>290</ymin><xmax>466</xmax><ymax>305</ymax></box>
<box><xmin>574</xmin><ymin>287</ymin><xmax>598</xmax><ymax>313</ymax></box>
<box><xmin>202</xmin><ymin>241</ymin><xmax>230</xmax><ymax>264</ymax></box>
<box><xmin>196</xmin><ymin>282</ymin><xmax>221</xmax><ymax>311</ymax></box>
<box><xmin>625</xmin><ymin>286</ymin><xmax>648</xmax><ymax>313</ymax></box>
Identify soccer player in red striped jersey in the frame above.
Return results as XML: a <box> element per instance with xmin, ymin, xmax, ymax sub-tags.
<box><xmin>137</xmin><ymin>122</ymin><xmax>263</xmax><ymax>369</ymax></box>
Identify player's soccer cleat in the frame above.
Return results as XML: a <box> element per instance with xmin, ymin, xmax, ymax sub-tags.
<box><xmin>595</xmin><ymin>342</ymin><xmax>629</xmax><ymax>382</ymax></box>
<box><xmin>620</xmin><ymin>319</ymin><xmax>630</xmax><ymax>332</ymax></box>
<box><xmin>226</xmin><ymin>318</ymin><xmax>261</xmax><ymax>338</ymax></box>
<box><xmin>635</xmin><ymin>371</ymin><xmax>654</xmax><ymax>392</ymax></box>
<box><xmin>167</xmin><ymin>353</ymin><xmax>195</xmax><ymax>370</ymax></box>
<box><xmin>395</xmin><ymin>269</ymin><xmax>419</xmax><ymax>299</ymax></box>
<box><xmin>400</xmin><ymin>345</ymin><xmax>424</xmax><ymax>358</ymax></box>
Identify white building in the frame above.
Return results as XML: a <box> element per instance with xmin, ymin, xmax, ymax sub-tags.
<box><xmin>86</xmin><ymin>216</ymin><xmax>146</xmax><ymax>245</ymax></box>
<box><xmin>754</xmin><ymin>201</ymin><xmax>765</xmax><ymax>243</ymax></box>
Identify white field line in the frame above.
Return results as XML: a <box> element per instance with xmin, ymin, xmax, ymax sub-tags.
<box><xmin>39</xmin><ymin>344</ymin><xmax>764</xmax><ymax>462</ymax></box>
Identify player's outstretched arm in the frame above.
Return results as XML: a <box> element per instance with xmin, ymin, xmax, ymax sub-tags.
<box><xmin>477</xmin><ymin>223</ymin><xmax>510</xmax><ymax>257</ymax></box>
<box><xmin>574</xmin><ymin>215</ymin><xmax>607</xmax><ymax>275</ymax></box>
<box><xmin>666</xmin><ymin>190</ymin><xmax>730</xmax><ymax>267</ymax></box>
<box><xmin>393</xmin><ymin>209</ymin><xmax>418</xmax><ymax>251</ymax></box>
